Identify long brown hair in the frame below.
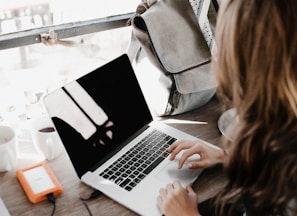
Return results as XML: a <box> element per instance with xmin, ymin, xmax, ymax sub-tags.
<box><xmin>213</xmin><ymin>0</ymin><xmax>297</xmax><ymax>215</ymax></box>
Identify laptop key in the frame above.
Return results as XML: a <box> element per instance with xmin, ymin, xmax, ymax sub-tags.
<box><xmin>115</xmin><ymin>177</ymin><xmax>124</xmax><ymax>185</ymax></box>
<box><xmin>129</xmin><ymin>182</ymin><xmax>137</xmax><ymax>188</ymax></box>
<box><xmin>143</xmin><ymin>156</ymin><xmax>165</xmax><ymax>175</ymax></box>
<box><xmin>125</xmin><ymin>186</ymin><xmax>133</xmax><ymax>191</ymax></box>
<box><xmin>120</xmin><ymin>178</ymin><xmax>131</xmax><ymax>188</ymax></box>
<box><xmin>138</xmin><ymin>173</ymin><xmax>146</xmax><ymax>179</ymax></box>
<box><xmin>167</xmin><ymin>138</ymin><xmax>177</xmax><ymax>145</ymax></box>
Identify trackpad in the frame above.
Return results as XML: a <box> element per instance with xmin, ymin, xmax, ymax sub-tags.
<box><xmin>156</xmin><ymin>160</ymin><xmax>203</xmax><ymax>185</ymax></box>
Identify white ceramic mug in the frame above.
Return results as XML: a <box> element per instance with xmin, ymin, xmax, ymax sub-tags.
<box><xmin>0</xmin><ymin>125</ymin><xmax>17</xmax><ymax>172</ymax></box>
<box><xmin>31</xmin><ymin>115</ymin><xmax>63</xmax><ymax>160</ymax></box>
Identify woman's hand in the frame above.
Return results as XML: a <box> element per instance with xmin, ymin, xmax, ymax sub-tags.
<box><xmin>168</xmin><ymin>139</ymin><xmax>225</xmax><ymax>169</ymax></box>
<box><xmin>157</xmin><ymin>181</ymin><xmax>201</xmax><ymax>216</ymax></box>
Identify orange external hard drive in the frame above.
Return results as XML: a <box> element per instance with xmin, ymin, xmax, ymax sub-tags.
<box><xmin>16</xmin><ymin>161</ymin><xmax>63</xmax><ymax>204</ymax></box>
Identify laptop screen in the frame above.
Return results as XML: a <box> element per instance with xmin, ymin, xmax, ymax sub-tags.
<box><xmin>43</xmin><ymin>54</ymin><xmax>153</xmax><ymax>178</ymax></box>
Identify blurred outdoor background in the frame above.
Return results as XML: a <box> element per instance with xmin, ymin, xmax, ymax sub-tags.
<box><xmin>0</xmin><ymin>0</ymin><xmax>140</xmax><ymax>125</ymax></box>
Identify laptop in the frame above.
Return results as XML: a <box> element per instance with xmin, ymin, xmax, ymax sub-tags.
<box><xmin>43</xmin><ymin>54</ymin><xmax>214</xmax><ymax>215</ymax></box>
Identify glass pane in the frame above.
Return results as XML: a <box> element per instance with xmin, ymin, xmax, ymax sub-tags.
<box><xmin>0</xmin><ymin>0</ymin><xmax>140</xmax><ymax>34</ymax></box>
<box><xmin>0</xmin><ymin>26</ymin><xmax>133</xmax><ymax>129</ymax></box>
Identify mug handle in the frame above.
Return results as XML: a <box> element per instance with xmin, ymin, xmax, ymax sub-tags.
<box><xmin>46</xmin><ymin>138</ymin><xmax>55</xmax><ymax>160</ymax></box>
<box><xmin>4</xmin><ymin>154</ymin><xmax>11</xmax><ymax>171</ymax></box>
<box><xmin>1</xmin><ymin>150</ymin><xmax>14</xmax><ymax>171</ymax></box>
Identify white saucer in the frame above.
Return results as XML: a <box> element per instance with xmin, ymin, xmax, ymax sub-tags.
<box><xmin>218</xmin><ymin>108</ymin><xmax>237</xmax><ymax>141</ymax></box>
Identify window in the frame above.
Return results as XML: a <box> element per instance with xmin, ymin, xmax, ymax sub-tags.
<box><xmin>0</xmin><ymin>0</ymin><xmax>140</xmax><ymax>34</ymax></box>
<box><xmin>0</xmin><ymin>0</ymin><xmax>140</xmax><ymax>126</ymax></box>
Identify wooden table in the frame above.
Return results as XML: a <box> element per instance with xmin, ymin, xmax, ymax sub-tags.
<box><xmin>0</xmin><ymin>97</ymin><xmax>227</xmax><ymax>216</ymax></box>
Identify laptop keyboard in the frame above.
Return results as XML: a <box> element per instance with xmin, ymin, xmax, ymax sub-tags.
<box><xmin>99</xmin><ymin>129</ymin><xmax>176</xmax><ymax>191</ymax></box>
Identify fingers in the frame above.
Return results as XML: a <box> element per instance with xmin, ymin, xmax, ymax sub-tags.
<box><xmin>167</xmin><ymin>140</ymin><xmax>197</xmax><ymax>161</ymax></box>
<box><xmin>167</xmin><ymin>139</ymin><xmax>224</xmax><ymax>169</ymax></box>
<box><xmin>185</xmin><ymin>183</ymin><xmax>195</xmax><ymax>195</ymax></box>
<box><xmin>158</xmin><ymin>185</ymin><xmax>171</xmax><ymax>208</ymax></box>
<box><xmin>157</xmin><ymin>181</ymin><xmax>182</xmax><ymax>211</ymax></box>
<box><xmin>157</xmin><ymin>181</ymin><xmax>201</xmax><ymax>216</ymax></box>
<box><xmin>161</xmin><ymin>181</ymin><xmax>183</xmax><ymax>195</ymax></box>
<box><xmin>186</xmin><ymin>160</ymin><xmax>208</xmax><ymax>169</ymax></box>
<box><xmin>168</xmin><ymin>140</ymin><xmax>204</xmax><ymax>169</ymax></box>
<box><xmin>177</xmin><ymin>147</ymin><xmax>198</xmax><ymax>169</ymax></box>
<box><xmin>167</xmin><ymin>140</ymin><xmax>183</xmax><ymax>160</ymax></box>
<box><xmin>157</xmin><ymin>190</ymin><xmax>165</xmax><ymax>210</ymax></box>
<box><xmin>159</xmin><ymin>181</ymin><xmax>190</xmax><ymax>197</ymax></box>
<box><xmin>172</xmin><ymin>180</ymin><xmax>182</xmax><ymax>190</ymax></box>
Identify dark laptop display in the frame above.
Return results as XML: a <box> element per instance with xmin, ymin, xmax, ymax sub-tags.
<box><xmin>45</xmin><ymin>54</ymin><xmax>153</xmax><ymax>178</ymax></box>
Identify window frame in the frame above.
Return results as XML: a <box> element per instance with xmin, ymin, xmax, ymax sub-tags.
<box><xmin>0</xmin><ymin>12</ymin><xmax>134</xmax><ymax>50</ymax></box>
<box><xmin>0</xmin><ymin>0</ymin><xmax>219</xmax><ymax>51</ymax></box>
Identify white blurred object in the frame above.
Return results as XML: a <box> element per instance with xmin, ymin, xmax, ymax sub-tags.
<box><xmin>218</xmin><ymin>108</ymin><xmax>237</xmax><ymax>141</ymax></box>
<box><xmin>0</xmin><ymin>125</ymin><xmax>17</xmax><ymax>172</ymax></box>
<box><xmin>0</xmin><ymin>197</ymin><xmax>10</xmax><ymax>216</ymax></box>
<box><xmin>24</xmin><ymin>90</ymin><xmax>43</xmax><ymax>119</ymax></box>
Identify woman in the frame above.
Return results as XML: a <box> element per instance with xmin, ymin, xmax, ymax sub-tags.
<box><xmin>157</xmin><ymin>0</ymin><xmax>297</xmax><ymax>215</ymax></box>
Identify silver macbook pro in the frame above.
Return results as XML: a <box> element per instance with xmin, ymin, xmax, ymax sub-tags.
<box><xmin>43</xmin><ymin>54</ymin><xmax>214</xmax><ymax>215</ymax></box>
